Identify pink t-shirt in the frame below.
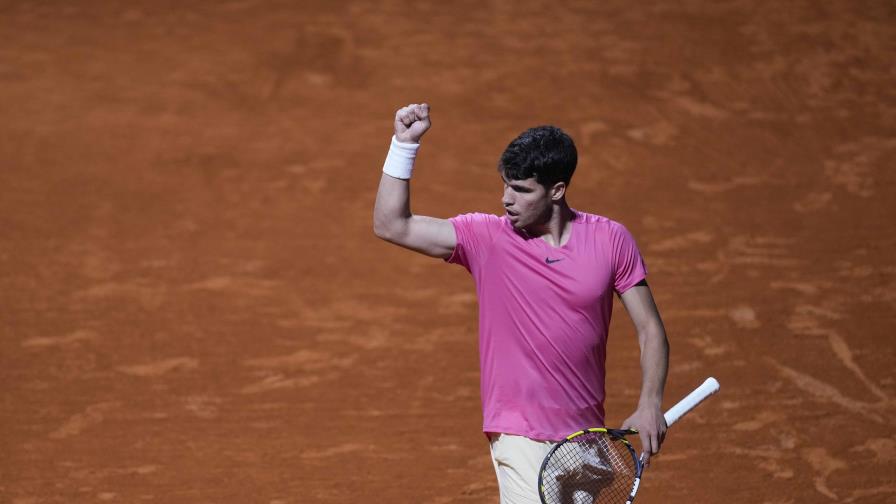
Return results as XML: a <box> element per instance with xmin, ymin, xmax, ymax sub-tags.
<box><xmin>447</xmin><ymin>210</ymin><xmax>647</xmax><ymax>441</ymax></box>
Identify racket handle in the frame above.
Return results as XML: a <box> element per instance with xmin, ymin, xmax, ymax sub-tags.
<box><xmin>663</xmin><ymin>377</ymin><xmax>720</xmax><ymax>427</ymax></box>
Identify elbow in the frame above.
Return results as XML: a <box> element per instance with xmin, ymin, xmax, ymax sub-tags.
<box><xmin>373</xmin><ymin>214</ymin><xmax>411</xmax><ymax>244</ymax></box>
<box><xmin>372</xmin><ymin>208</ymin><xmax>386</xmax><ymax>239</ymax></box>
<box><xmin>373</xmin><ymin>219</ymin><xmax>389</xmax><ymax>241</ymax></box>
<box><xmin>373</xmin><ymin>216</ymin><xmax>398</xmax><ymax>242</ymax></box>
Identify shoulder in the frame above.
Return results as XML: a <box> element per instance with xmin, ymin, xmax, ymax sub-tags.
<box><xmin>449</xmin><ymin>212</ymin><xmax>510</xmax><ymax>242</ymax></box>
<box><xmin>572</xmin><ymin>210</ymin><xmax>629</xmax><ymax>234</ymax></box>
<box><xmin>450</xmin><ymin>212</ymin><xmax>509</xmax><ymax>232</ymax></box>
<box><xmin>573</xmin><ymin>210</ymin><xmax>641</xmax><ymax>251</ymax></box>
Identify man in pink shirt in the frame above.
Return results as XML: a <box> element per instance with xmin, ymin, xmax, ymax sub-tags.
<box><xmin>374</xmin><ymin>103</ymin><xmax>669</xmax><ymax>504</ymax></box>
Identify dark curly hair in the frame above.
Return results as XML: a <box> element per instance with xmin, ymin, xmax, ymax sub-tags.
<box><xmin>497</xmin><ymin>125</ymin><xmax>577</xmax><ymax>188</ymax></box>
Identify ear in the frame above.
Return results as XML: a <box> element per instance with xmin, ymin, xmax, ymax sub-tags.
<box><xmin>550</xmin><ymin>181</ymin><xmax>567</xmax><ymax>201</ymax></box>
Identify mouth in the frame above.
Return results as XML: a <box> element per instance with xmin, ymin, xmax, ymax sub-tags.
<box><xmin>505</xmin><ymin>209</ymin><xmax>519</xmax><ymax>218</ymax></box>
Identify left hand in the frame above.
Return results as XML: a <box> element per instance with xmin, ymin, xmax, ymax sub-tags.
<box><xmin>621</xmin><ymin>404</ymin><xmax>667</xmax><ymax>466</ymax></box>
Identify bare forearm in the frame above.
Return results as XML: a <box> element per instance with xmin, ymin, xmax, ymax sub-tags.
<box><xmin>637</xmin><ymin>324</ymin><xmax>669</xmax><ymax>408</ymax></box>
<box><xmin>619</xmin><ymin>284</ymin><xmax>669</xmax><ymax>457</ymax></box>
<box><xmin>373</xmin><ymin>173</ymin><xmax>412</xmax><ymax>239</ymax></box>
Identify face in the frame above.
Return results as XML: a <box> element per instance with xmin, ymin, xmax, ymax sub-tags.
<box><xmin>501</xmin><ymin>174</ymin><xmax>560</xmax><ymax>231</ymax></box>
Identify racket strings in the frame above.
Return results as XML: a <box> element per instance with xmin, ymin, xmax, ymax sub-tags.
<box><xmin>541</xmin><ymin>432</ymin><xmax>637</xmax><ymax>504</ymax></box>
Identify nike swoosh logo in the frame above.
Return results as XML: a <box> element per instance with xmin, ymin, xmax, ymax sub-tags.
<box><xmin>545</xmin><ymin>257</ymin><xmax>563</xmax><ymax>264</ymax></box>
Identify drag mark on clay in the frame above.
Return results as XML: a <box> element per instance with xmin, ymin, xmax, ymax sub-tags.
<box><xmin>184</xmin><ymin>275</ymin><xmax>281</xmax><ymax>297</ymax></box>
<box><xmin>793</xmin><ymin>191</ymin><xmax>832</xmax><ymax>213</ymax></box>
<box><xmin>770</xmin><ymin>280</ymin><xmax>831</xmax><ymax>296</ymax></box>
<box><xmin>49</xmin><ymin>402</ymin><xmax>120</xmax><ymax>439</ymax></box>
<box><xmin>685</xmin><ymin>333</ymin><xmax>730</xmax><ymax>357</ymax></box>
<box><xmin>656</xmin><ymin>89</ymin><xmax>730</xmax><ymax>119</ymax></box>
<box><xmin>732</xmin><ymin>411</ymin><xmax>785</xmax><ymax>431</ymax></box>
<box><xmin>240</xmin><ymin>374</ymin><xmax>326</xmax><ymax>394</ymax></box>
<box><xmin>844</xmin><ymin>485</ymin><xmax>896</xmax><ymax>503</ymax></box>
<box><xmin>787</xmin><ymin>303</ymin><xmax>889</xmax><ymax>402</ymax></box>
<box><xmin>786</xmin><ymin>303</ymin><xmax>842</xmax><ymax>335</ymax></box>
<box><xmin>183</xmin><ymin>395</ymin><xmax>222</xmax><ymax>419</ymax></box>
<box><xmin>826</xmin><ymin>331</ymin><xmax>889</xmax><ymax>402</ymax></box>
<box><xmin>687</xmin><ymin>176</ymin><xmax>763</xmax><ymax>194</ymax></box>
<box><xmin>68</xmin><ymin>464</ymin><xmax>160</xmax><ymax>479</ymax></box>
<box><xmin>21</xmin><ymin>329</ymin><xmax>98</xmax><ymax>348</ymax></box>
<box><xmin>292</xmin><ymin>298</ymin><xmax>408</xmax><ymax>330</ymax></box>
<box><xmin>73</xmin><ymin>281</ymin><xmax>167</xmax><ymax>310</ymax></box>
<box><xmin>704</xmin><ymin>235</ymin><xmax>800</xmax><ymax>282</ymax></box>
<box><xmin>866</xmin><ymin>276</ymin><xmax>896</xmax><ymax>307</ymax></box>
<box><xmin>824</xmin><ymin>137</ymin><xmax>896</xmax><ymax>198</ymax></box>
<box><xmin>243</xmin><ymin>349</ymin><xmax>357</xmax><ymax>371</ymax></box>
<box><xmin>662</xmin><ymin>305</ymin><xmax>759</xmax><ymax>331</ymax></box>
<box><xmin>723</xmin><ymin>446</ymin><xmax>793</xmax><ymax>480</ymax></box>
<box><xmin>724</xmin><ymin>236</ymin><xmax>800</xmax><ymax>266</ymax></box>
<box><xmin>801</xmin><ymin>447</ymin><xmax>847</xmax><ymax>500</ymax></box>
<box><xmin>116</xmin><ymin>357</ymin><xmax>199</xmax><ymax>377</ymax></box>
<box><xmin>767</xmin><ymin>359</ymin><xmax>885</xmax><ymax>424</ymax></box>
<box><xmin>240</xmin><ymin>349</ymin><xmax>357</xmax><ymax>394</ymax></box>
<box><xmin>728</xmin><ymin>305</ymin><xmax>761</xmax><ymax>329</ymax></box>
<box><xmin>300</xmin><ymin>443</ymin><xmax>374</xmax><ymax>459</ymax></box>
<box><xmin>625</xmin><ymin>119</ymin><xmax>680</xmax><ymax>146</ymax></box>
<box><xmin>758</xmin><ymin>459</ymin><xmax>795</xmax><ymax>480</ymax></box>
<box><xmin>835</xmin><ymin>260</ymin><xmax>878</xmax><ymax>280</ymax></box>
<box><xmin>850</xmin><ymin>436</ymin><xmax>896</xmax><ymax>463</ymax></box>
<box><xmin>647</xmin><ymin>230</ymin><xmax>714</xmax><ymax>252</ymax></box>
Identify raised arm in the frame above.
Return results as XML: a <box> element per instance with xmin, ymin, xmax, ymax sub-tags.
<box><xmin>373</xmin><ymin>103</ymin><xmax>457</xmax><ymax>259</ymax></box>
<box><xmin>619</xmin><ymin>282</ymin><xmax>670</xmax><ymax>464</ymax></box>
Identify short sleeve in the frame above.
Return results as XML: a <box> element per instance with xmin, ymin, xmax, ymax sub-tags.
<box><xmin>446</xmin><ymin>213</ymin><xmax>503</xmax><ymax>272</ymax></box>
<box><xmin>610</xmin><ymin>222</ymin><xmax>647</xmax><ymax>294</ymax></box>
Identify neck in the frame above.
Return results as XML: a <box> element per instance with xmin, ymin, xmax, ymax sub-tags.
<box><xmin>525</xmin><ymin>201</ymin><xmax>574</xmax><ymax>246</ymax></box>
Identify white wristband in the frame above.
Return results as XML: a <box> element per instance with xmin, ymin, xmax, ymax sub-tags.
<box><xmin>382</xmin><ymin>135</ymin><xmax>420</xmax><ymax>179</ymax></box>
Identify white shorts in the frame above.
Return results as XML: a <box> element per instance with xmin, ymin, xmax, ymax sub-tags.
<box><xmin>489</xmin><ymin>433</ymin><xmax>558</xmax><ymax>504</ymax></box>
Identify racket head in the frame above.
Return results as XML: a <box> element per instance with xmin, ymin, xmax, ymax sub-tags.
<box><xmin>538</xmin><ymin>428</ymin><xmax>642</xmax><ymax>504</ymax></box>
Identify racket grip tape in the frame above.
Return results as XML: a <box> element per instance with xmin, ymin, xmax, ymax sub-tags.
<box><xmin>663</xmin><ymin>377</ymin><xmax>720</xmax><ymax>427</ymax></box>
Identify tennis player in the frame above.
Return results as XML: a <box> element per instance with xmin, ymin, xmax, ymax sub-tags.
<box><xmin>374</xmin><ymin>103</ymin><xmax>669</xmax><ymax>504</ymax></box>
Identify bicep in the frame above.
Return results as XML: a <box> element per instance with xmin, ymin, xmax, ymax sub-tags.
<box><xmin>619</xmin><ymin>284</ymin><xmax>664</xmax><ymax>335</ymax></box>
<box><xmin>394</xmin><ymin>215</ymin><xmax>457</xmax><ymax>259</ymax></box>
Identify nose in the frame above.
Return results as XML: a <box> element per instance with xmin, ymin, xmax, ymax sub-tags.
<box><xmin>502</xmin><ymin>184</ymin><xmax>513</xmax><ymax>207</ymax></box>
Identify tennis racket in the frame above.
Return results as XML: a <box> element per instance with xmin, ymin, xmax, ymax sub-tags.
<box><xmin>538</xmin><ymin>377</ymin><xmax>720</xmax><ymax>504</ymax></box>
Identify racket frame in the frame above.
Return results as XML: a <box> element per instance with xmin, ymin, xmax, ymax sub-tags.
<box><xmin>537</xmin><ymin>427</ymin><xmax>643</xmax><ymax>504</ymax></box>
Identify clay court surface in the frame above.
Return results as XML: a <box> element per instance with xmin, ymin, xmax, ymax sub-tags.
<box><xmin>2</xmin><ymin>1</ymin><xmax>895</xmax><ymax>502</ymax></box>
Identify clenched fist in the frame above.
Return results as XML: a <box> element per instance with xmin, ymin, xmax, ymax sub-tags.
<box><xmin>394</xmin><ymin>103</ymin><xmax>431</xmax><ymax>144</ymax></box>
